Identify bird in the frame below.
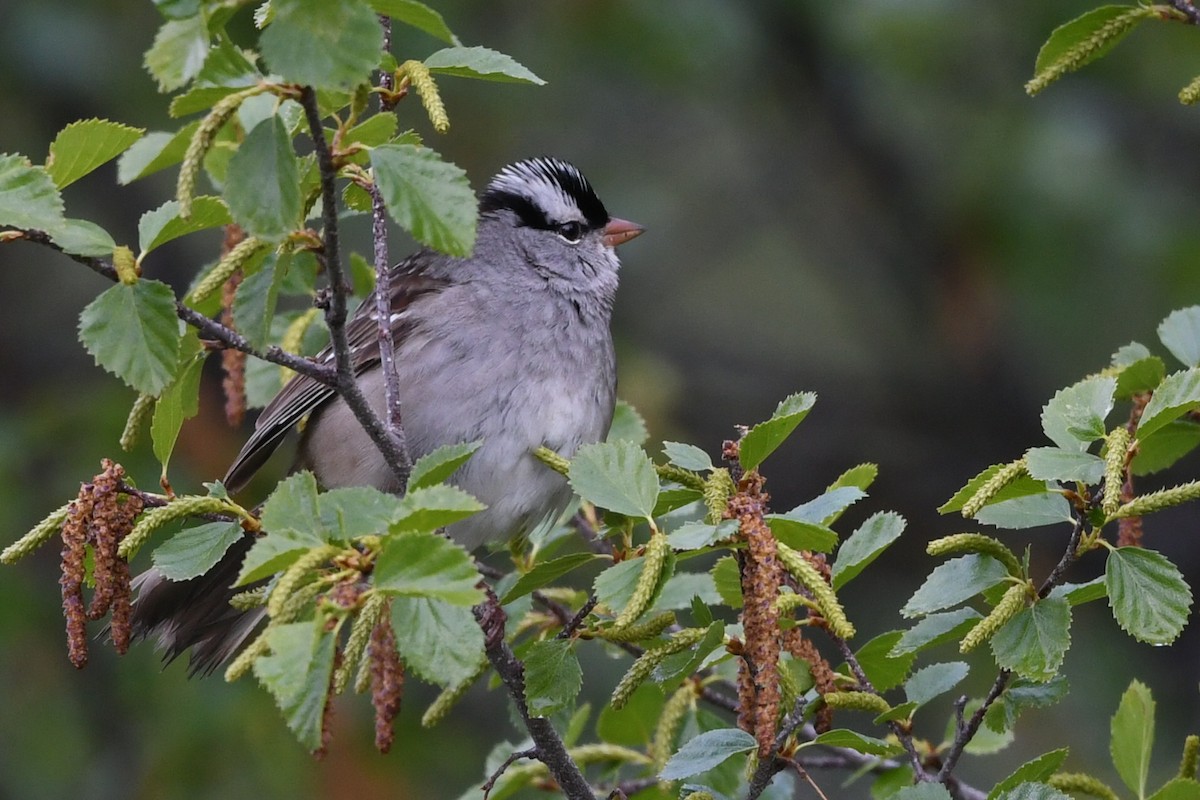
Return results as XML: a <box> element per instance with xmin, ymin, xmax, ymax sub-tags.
<box><xmin>130</xmin><ymin>156</ymin><xmax>643</xmax><ymax>673</ymax></box>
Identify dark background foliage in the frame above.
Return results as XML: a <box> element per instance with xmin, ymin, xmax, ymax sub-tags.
<box><xmin>2</xmin><ymin>1</ymin><xmax>1199</xmax><ymax>797</ymax></box>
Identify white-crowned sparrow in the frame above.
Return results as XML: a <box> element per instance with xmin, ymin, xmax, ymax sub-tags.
<box><xmin>131</xmin><ymin>157</ymin><xmax>643</xmax><ymax>672</ymax></box>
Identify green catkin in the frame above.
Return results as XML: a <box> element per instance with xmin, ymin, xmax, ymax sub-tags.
<box><xmin>187</xmin><ymin>236</ymin><xmax>266</xmax><ymax>304</ymax></box>
<box><xmin>774</xmin><ymin>591</ymin><xmax>819</xmax><ymax>616</ymax></box>
<box><xmin>821</xmin><ymin>691</ymin><xmax>891</xmax><ymax>715</ymax></box>
<box><xmin>1024</xmin><ymin>7</ymin><xmax>1155</xmax><ymax>96</ymax></box>
<box><xmin>961</xmin><ymin>458</ymin><xmax>1029</xmax><ymax>519</ymax></box>
<box><xmin>1103</xmin><ymin>427</ymin><xmax>1131</xmax><ymax>518</ymax></box>
<box><xmin>1</xmin><ymin>502</ymin><xmax>72</xmax><ymax>564</ymax></box>
<box><xmin>610</xmin><ymin>627</ymin><xmax>706</xmax><ymax>709</ymax></box>
<box><xmin>267</xmin><ymin>544</ymin><xmax>339</xmax><ymax>619</ymax></box>
<box><xmin>420</xmin><ymin>655</ymin><xmax>490</xmax><ymax>727</ymax></box>
<box><xmin>118</xmin><ymin>496</ymin><xmax>240</xmax><ymax>559</ymax></box>
<box><xmin>274</xmin><ymin>578</ymin><xmax>329</xmax><ymax>624</ymax></box>
<box><xmin>335</xmin><ymin>592</ymin><xmax>386</xmax><ymax>694</ymax></box>
<box><xmin>1181</xmin><ymin>75</ymin><xmax>1200</xmax><ymax>106</ymax></box>
<box><xmin>927</xmin><ymin>533</ymin><xmax>1022</xmax><ymax>577</ymax></box>
<box><xmin>776</xmin><ymin>543</ymin><xmax>855</xmax><ymax>639</ymax></box>
<box><xmin>178</xmin><ymin>86</ymin><xmax>265</xmax><ymax>217</ymax></box>
<box><xmin>682</xmin><ymin>793</ymin><xmax>715</xmax><ymax>800</ymax></box>
<box><xmin>398</xmin><ymin>60</ymin><xmax>449</xmax><ymax>133</ymax></box>
<box><xmin>599</xmin><ymin>611</ymin><xmax>675</xmax><ymax>643</ymax></box>
<box><xmin>532</xmin><ymin>445</ymin><xmax>570</xmax><ymax>476</ymax></box>
<box><xmin>1180</xmin><ymin>734</ymin><xmax>1200</xmax><ymax>780</ymax></box>
<box><xmin>224</xmin><ymin>631</ymin><xmax>270</xmax><ymax>682</ymax></box>
<box><xmin>112</xmin><ymin>245</ymin><xmax>138</xmax><ymax>285</ymax></box>
<box><xmin>119</xmin><ymin>393</ymin><xmax>155</xmax><ymax>452</ymax></box>
<box><xmin>229</xmin><ymin>585</ymin><xmax>269</xmax><ymax>610</ymax></box>
<box><xmin>1046</xmin><ymin>772</ymin><xmax>1120</xmax><ymax>800</ymax></box>
<box><xmin>1114</xmin><ymin>480</ymin><xmax>1200</xmax><ymax>519</ymax></box>
<box><xmin>704</xmin><ymin>468</ymin><xmax>736</xmax><ymax>524</ymax></box>
<box><xmin>611</xmin><ymin>532</ymin><xmax>671</xmax><ymax>632</ymax></box>
<box><xmin>960</xmin><ymin>582</ymin><xmax>1028</xmax><ymax>653</ymax></box>
<box><xmin>652</xmin><ymin>682</ymin><xmax>695</xmax><ymax>772</ymax></box>
<box><xmin>656</xmin><ymin>463</ymin><xmax>706</xmax><ymax>491</ymax></box>
<box><xmin>278</xmin><ymin>307</ymin><xmax>320</xmax><ymax>385</ymax></box>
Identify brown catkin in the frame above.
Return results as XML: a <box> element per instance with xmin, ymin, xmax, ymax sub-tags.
<box><xmin>60</xmin><ymin>493</ymin><xmax>91</xmax><ymax>669</ymax></box>
<box><xmin>369</xmin><ymin>615</ymin><xmax>404</xmax><ymax>753</ymax></box>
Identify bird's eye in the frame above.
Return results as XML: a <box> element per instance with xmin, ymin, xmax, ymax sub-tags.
<box><xmin>556</xmin><ymin>221</ymin><xmax>584</xmax><ymax>243</ymax></box>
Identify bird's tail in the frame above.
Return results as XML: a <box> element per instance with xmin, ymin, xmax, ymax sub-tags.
<box><xmin>130</xmin><ymin>536</ymin><xmax>263</xmax><ymax>676</ymax></box>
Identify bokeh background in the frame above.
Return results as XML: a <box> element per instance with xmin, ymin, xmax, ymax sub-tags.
<box><xmin>2</xmin><ymin>1</ymin><xmax>1200</xmax><ymax>798</ymax></box>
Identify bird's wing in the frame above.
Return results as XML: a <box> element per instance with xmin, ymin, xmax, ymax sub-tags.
<box><xmin>223</xmin><ymin>256</ymin><xmax>449</xmax><ymax>492</ymax></box>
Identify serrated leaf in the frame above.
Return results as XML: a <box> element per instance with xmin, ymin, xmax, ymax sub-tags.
<box><xmin>0</xmin><ymin>153</ymin><xmax>65</xmax><ymax>231</ymax></box>
<box><xmin>318</xmin><ymin>486</ymin><xmax>402</xmax><ymax>539</ymax></box>
<box><xmin>711</xmin><ymin>556</ymin><xmax>742</xmax><ymax>608</ymax></box>
<box><xmin>659</xmin><ymin>728</ymin><xmax>756</xmax><ymax>781</ymax></box>
<box><xmin>369</xmin><ymin>0</ymin><xmax>458</xmax><ymax>43</ymax></box>
<box><xmin>1117</xmin><ymin>356</ymin><xmax>1167</xmax><ymax>399</ymax></box>
<box><xmin>152</xmin><ymin>521</ymin><xmax>243</xmax><ymax>581</ymax></box>
<box><xmin>782</xmin><ymin>486</ymin><xmax>866</xmax><ymax>526</ymax></box>
<box><xmin>993</xmin><ymin>784</ymin><xmax>1072</xmax><ymax>800</ymax></box>
<box><xmin>569</xmin><ymin>440</ymin><xmax>659</xmax><ymax>519</ymax></box>
<box><xmin>253</xmin><ymin>621</ymin><xmax>336</xmax><ymax>751</ymax></box>
<box><xmin>424</xmin><ymin>45</ymin><xmax>544</xmax><ymax>85</ymax></box>
<box><xmin>501</xmin><ymin>553</ymin><xmax>608</xmax><ymax>604</ymax></box>
<box><xmin>1041</xmin><ymin>375</ymin><xmax>1115</xmax><ymax>451</ymax></box>
<box><xmin>1048</xmin><ymin>577</ymin><xmax>1106</xmax><ymax>606</ymax></box>
<box><xmin>1133</xmin><ymin>420</ymin><xmax>1200</xmax><ymax>475</ymax></box>
<box><xmin>371</xmin><ymin>144</ymin><xmax>476</xmax><ymax>256</ymax></box>
<box><xmin>890</xmin><ymin>608</ymin><xmax>983</xmax><ymax>657</ymax></box>
<box><xmin>78</xmin><ymin>280</ymin><xmax>182</xmax><ymax>396</ymax></box>
<box><xmin>144</xmin><ymin>15</ymin><xmax>210</xmax><ymax>92</ymax></box>
<box><xmin>987</xmin><ymin>676</ymin><xmax>1070</xmax><ymax>734</ymax></box>
<box><xmin>343</xmin><ymin>112</ymin><xmax>399</xmax><ymax>150</ymax></box>
<box><xmin>392</xmin><ymin>484</ymin><xmax>486</xmax><ymax>532</ymax></box>
<box><xmin>607</xmin><ymin>399</ymin><xmax>648</xmax><ymax>445</ymax></box>
<box><xmin>49</xmin><ymin>218</ymin><xmax>116</xmax><ymax>257</ymax></box>
<box><xmin>1114</xmin><ymin>342</ymin><xmax>1153</xmax><ymax>367</ymax></box>
<box><xmin>232</xmin><ymin>251</ymin><xmax>286</xmax><ymax>348</ymax></box>
<box><xmin>1159</xmin><ymin>307</ymin><xmax>1200</xmax><ymax>367</ymax></box>
<box><xmin>117</xmin><ymin>122</ymin><xmax>200</xmax><ymax>184</ymax></box>
<box><xmin>150</xmin><ymin>351</ymin><xmax>205</xmax><ymax>472</ymax></box>
<box><xmin>138</xmin><ymin>196</ymin><xmax>232</xmax><ymax>255</ymax></box>
<box><xmin>893</xmin><ymin>784</ymin><xmax>953</xmax><ymax>800</ymax></box>
<box><xmin>668</xmin><ymin>520</ymin><xmax>738</xmax><ymax>550</ymax></box>
<box><xmin>1111</xmin><ymin>679</ymin><xmax>1155</xmax><ymax>798</ymax></box>
<box><xmin>902</xmin><ymin>555</ymin><xmax>1009</xmax><ymax>618</ymax></box>
<box><xmin>45</xmin><ymin>119</ymin><xmax>144</xmax><ymax>189</ymax></box>
<box><xmin>988</xmin><ymin>750</ymin><xmax>1070</xmax><ymax>800</ymax></box>
<box><xmin>651</xmin><ymin>572</ymin><xmax>721</xmax><ymax>613</ymax></box>
<box><xmin>990</xmin><ymin>597</ymin><xmax>1071</xmax><ymax>682</ymax></box>
<box><xmin>904</xmin><ymin>661</ymin><xmax>969</xmax><ymax>708</ymax></box>
<box><xmin>407</xmin><ymin>440</ymin><xmax>481</xmax><ymax>491</ymax></box>
<box><xmin>940</xmin><ymin>463</ymin><xmax>1050</xmax><ymax>515</ymax></box>
<box><xmin>1140</xmin><ymin>368</ymin><xmax>1200</xmax><ymax>441</ymax></box>
<box><xmin>1149</xmin><ymin>778</ymin><xmax>1200</xmax><ymax>800</ymax></box>
<box><xmin>1105</xmin><ymin>548</ymin><xmax>1192</xmax><ymax>645</ymax></box>
<box><xmin>524</xmin><ymin>639</ymin><xmax>581</xmax><ymax>717</ymax></box>
<box><xmin>238</xmin><ymin>472</ymin><xmax>325</xmax><ymax>583</ymax></box>
<box><xmin>739</xmin><ymin>392</ymin><xmax>816</xmax><ymax>471</ymax></box>
<box><xmin>224</xmin><ymin>116</ymin><xmax>301</xmax><ymax>240</ymax></box>
<box><xmin>829</xmin><ymin>462</ymin><xmax>879</xmax><ymax>492</ymax></box>
<box><xmin>852</xmin><ymin>631</ymin><xmax>915</xmax><ymax>692</ymax></box>
<box><xmin>975</xmin><ymin>492</ymin><xmax>1073</xmax><ymax>530</ymax></box>
<box><xmin>1025</xmin><ymin>447</ymin><xmax>1105</xmax><ymax>484</ymax></box>
<box><xmin>390</xmin><ymin>596</ymin><xmax>484</xmax><ymax>687</ymax></box>
<box><xmin>1032</xmin><ymin>5</ymin><xmax>1149</xmax><ymax>80</ymax></box>
<box><xmin>763</xmin><ymin>515</ymin><xmax>838</xmax><ymax>553</ymax></box>
<box><xmin>832</xmin><ymin>511</ymin><xmax>905</xmax><ymax>589</ymax></box>
<box><xmin>662</xmin><ymin>442</ymin><xmax>713</xmax><ymax>472</ymax></box>
<box><xmin>373</xmin><ymin>531</ymin><xmax>483</xmax><ymax>605</ymax></box>
<box><xmin>593</xmin><ymin>551</ymin><xmax>675</xmax><ymax>619</ymax></box>
<box><xmin>260</xmin><ymin>0</ymin><xmax>383</xmax><ymax>90</ymax></box>
<box><xmin>808</xmin><ymin>729</ymin><xmax>903</xmax><ymax>757</ymax></box>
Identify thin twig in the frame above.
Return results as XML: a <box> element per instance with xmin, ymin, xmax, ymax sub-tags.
<box><xmin>482</xmin><ymin>747</ymin><xmax>537</xmax><ymax>799</ymax></box>
<box><xmin>298</xmin><ymin>86</ymin><xmax>412</xmax><ymax>488</ymax></box>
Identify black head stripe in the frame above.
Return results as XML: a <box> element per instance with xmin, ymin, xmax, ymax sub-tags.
<box><xmin>479</xmin><ymin>157</ymin><xmax>610</xmax><ymax>230</ymax></box>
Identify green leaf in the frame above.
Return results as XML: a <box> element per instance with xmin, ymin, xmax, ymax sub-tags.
<box><xmin>1031</xmin><ymin>5</ymin><xmax>1150</xmax><ymax>82</ymax></box>
<box><xmin>763</xmin><ymin>515</ymin><xmax>838</xmax><ymax>553</ymax></box>
<box><xmin>501</xmin><ymin>553</ymin><xmax>608</xmax><ymax>603</ymax></box>
<box><xmin>892</xmin><ymin>784</ymin><xmax>953</xmax><ymax>800</ymax></box>
<box><xmin>232</xmin><ymin>251</ymin><xmax>286</xmax><ymax>349</ymax></box>
<box><xmin>371</xmin><ymin>144</ymin><xmax>476</xmax><ymax>256</ymax></box>
<box><xmin>1048</xmin><ymin>577</ymin><xmax>1107</xmax><ymax>606</ymax></box>
<box><xmin>318</xmin><ymin>486</ymin><xmax>402</xmax><ymax>539</ymax></box>
<box><xmin>986</xmin><ymin>676</ymin><xmax>1069</xmax><ymax>733</ymax></box>
<box><xmin>902</xmin><ymin>555</ymin><xmax>1009</xmax><ymax>618</ymax></box>
<box><xmin>852</xmin><ymin>631</ymin><xmax>915</xmax><ymax>692</ymax></box>
<box><xmin>975</xmin><ymin>492</ymin><xmax>1073</xmax><ymax>530</ymax></box>
<box><xmin>1133</xmin><ymin>420</ymin><xmax>1200</xmax><ymax>475</ymax></box>
<box><xmin>406</xmin><ymin>440</ymin><xmax>481</xmax><ymax>491</ymax></box>
<box><xmin>150</xmin><ymin>351</ymin><xmax>205</xmax><ymax>472</ymax></box>
<box><xmin>78</xmin><ymin>280</ymin><xmax>183</xmax><ymax>396</ymax></box>
<box><xmin>653</xmin><ymin>487</ymin><xmax>703</xmax><ymax>516</ymax></box>
<box><xmin>651</xmin><ymin>572</ymin><xmax>721</xmax><ymax>613</ymax></box>
<box><xmin>783</xmin><ymin>486</ymin><xmax>867</xmax><ymax>527</ymax></box>
<box><xmin>1159</xmin><ymin>306</ymin><xmax>1200</xmax><ymax>367</ymax></box>
<box><xmin>809</xmin><ymin>729</ymin><xmax>903</xmax><ymax>757</ymax></box>
<box><xmin>990</xmin><ymin>597</ymin><xmax>1071</xmax><ymax>682</ymax></box>
<box><xmin>138</xmin><ymin>196</ymin><xmax>232</xmax><ymax>255</ymax></box>
<box><xmin>1105</xmin><ymin>547</ymin><xmax>1192</xmax><ymax>645</ymax></box>
<box><xmin>710</xmin><ymin>556</ymin><xmax>742</xmax><ymax>608</ymax></box>
<box><xmin>1116</xmin><ymin>356</ymin><xmax>1167</xmax><ymax>399</ymax></box>
<box><xmin>829</xmin><ymin>462</ymin><xmax>879</xmax><ymax>492</ymax></box>
<box><xmin>152</xmin><ymin>521</ymin><xmax>243</xmax><ymax>581</ymax></box>
<box><xmin>739</xmin><ymin>392</ymin><xmax>816</xmax><ymax>471</ymax></box>
<box><xmin>224</xmin><ymin>116</ymin><xmax>301</xmax><ymax>240</ymax></box>
<box><xmin>1024</xmin><ymin>447</ymin><xmax>1106</xmax><ymax>484</ymax></box>
<box><xmin>369</xmin><ymin>0</ymin><xmax>458</xmax><ymax>43</ymax></box>
<box><xmin>904</xmin><ymin>661</ymin><xmax>968</xmax><ymax>708</ymax></box>
<box><xmin>391</xmin><ymin>484</ymin><xmax>486</xmax><ymax>532</ymax></box>
<box><xmin>1138</xmin><ymin>368</ymin><xmax>1200</xmax><ymax>441</ymax></box>
<box><xmin>662</xmin><ymin>441</ymin><xmax>713</xmax><ymax>472</ymax></box>
<box><xmin>594</xmin><ymin>551</ymin><xmax>675</xmax><ymax>620</ymax></box>
<box><xmin>238</xmin><ymin>472</ymin><xmax>325</xmax><ymax>583</ymax></box>
<box><xmin>993</xmin><ymin>784</ymin><xmax>1072</xmax><ymax>800</ymax></box>
<box><xmin>0</xmin><ymin>153</ymin><xmax>65</xmax><ymax>231</ymax></box>
<box><xmin>524</xmin><ymin>639</ymin><xmax>581</xmax><ymax>717</ymax></box>
<box><xmin>940</xmin><ymin>464</ymin><xmax>1050</xmax><ymax>516</ymax></box>
<box><xmin>49</xmin><ymin>219</ymin><xmax>116</xmax><ymax>258</ymax></box>
<box><xmin>45</xmin><ymin>119</ymin><xmax>144</xmax><ymax>189</ymax></box>
<box><xmin>373</xmin><ymin>530</ymin><xmax>483</xmax><ymax>605</ymax></box>
<box><xmin>596</xmin><ymin>684</ymin><xmax>664</xmax><ymax>747</ymax></box>
<box><xmin>667</xmin><ymin>520</ymin><xmax>738</xmax><ymax>551</ymax></box>
<box><xmin>607</xmin><ymin>399</ymin><xmax>648</xmax><ymax>445</ymax></box>
<box><xmin>832</xmin><ymin>511</ymin><xmax>905</xmax><ymax>590</ymax></box>
<box><xmin>658</xmin><ymin>728</ymin><xmax>757</xmax><ymax>781</ymax></box>
<box><xmin>424</xmin><ymin>45</ymin><xmax>545</xmax><ymax>85</ymax></box>
<box><xmin>260</xmin><ymin>0</ymin><xmax>383</xmax><ymax>90</ymax></box>
<box><xmin>569</xmin><ymin>440</ymin><xmax>659</xmax><ymax>519</ymax></box>
<box><xmin>890</xmin><ymin>608</ymin><xmax>983</xmax><ymax>657</ymax></box>
<box><xmin>1111</xmin><ymin>679</ymin><xmax>1155</xmax><ymax>799</ymax></box>
<box><xmin>144</xmin><ymin>15</ymin><xmax>210</xmax><ymax>92</ymax></box>
<box><xmin>253</xmin><ymin>621</ymin><xmax>336</xmax><ymax>751</ymax></box>
<box><xmin>1041</xmin><ymin>375</ymin><xmax>1115</xmax><ymax>451</ymax></box>
<box><xmin>342</xmin><ymin>112</ymin><xmax>399</xmax><ymax>151</ymax></box>
<box><xmin>1149</xmin><ymin>778</ymin><xmax>1200</xmax><ymax>800</ymax></box>
<box><xmin>988</xmin><ymin>750</ymin><xmax>1070</xmax><ymax>800</ymax></box>
<box><xmin>390</xmin><ymin>596</ymin><xmax>484</xmax><ymax>687</ymax></box>
<box><xmin>117</xmin><ymin>122</ymin><xmax>200</xmax><ymax>184</ymax></box>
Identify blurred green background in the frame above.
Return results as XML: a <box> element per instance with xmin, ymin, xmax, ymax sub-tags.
<box><xmin>3</xmin><ymin>1</ymin><xmax>1200</xmax><ymax>797</ymax></box>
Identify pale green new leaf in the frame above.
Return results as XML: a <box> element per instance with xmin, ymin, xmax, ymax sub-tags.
<box><xmin>144</xmin><ymin>15</ymin><xmax>210</xmax><ymax>92</ymax></box>
<box><xmin>369</xmin><ymin>0</ymin><xmax>458</xmax><ymax>43</ymax></box>
<box><xmin>659</xmin><ymin>728</ymin><xmax>756</xmax><ymax>780</ymax></box>
<box><xmin>975</xmin><ymin>492</ymin><xmax>1073</xmax><ymax>530</ymax></box>
<box><xmin>138</xmin><ymin>196</ymin><xmax>232</xmax><ymax>255</ymax></box>
<box><xmin>425</xmin><ymin>46</ymin><xmax>545</xmax><ymax>84</ymax></box>
<box><xmin>373</xmin><ymin>531</ymin><xmax>482</xmax><ymax>605</ymax></box>
<box><xmin>1040</xmin><ymin>375</ymin><xmax>1115</xmax><ymax>451</ymax></box>
<box><xmin>49</xmin><ymin>219</ymin><xmax>116</xmax><ymax>258</ymax></box>
<box><xmin>782</xmin><ymin>486</ymin><xmax>866</xmax><ymax>525</ymax></box>
<box><xmin>224</xmin><ymin>116</ymin><xmax>301</xmax><ymax>240</ymax></box>
<box><xmin>524</xmin><ymin>639</ymin><xmax>582</xmax><ymax>717</ymax></box>
<box><xmin>569</xmin><ymin>440</ymin><xmax>659</xmax><ymax>518</ymax></box>
<box><xmin>371</xmin><ymin>144</ymin><xmax>476</xmax><ymax>256</ymax></box>
<box><xmin>987</xmin><ymin>750</ymin><xmax>1071</xmax><ymax>800</ymax></box>
<box><xmin>238</xmin><ymin>472</ymin><xmax>325</xmax><ymax>583</ymax></box>
<box><xmin>151</xmin><ymin>351</ymin><xmax>205</xmax><ymax>473</ymax></box>
<box><xmin>0</xmin><ymin>153</ymin><xmax>65</xmax><ymax>231</ymax></box>
<box><xmin>318</xmin><ymin>486</ymin><xmax>402</xmax><ymax>539</ymax></box>
<box><xmin>260</xmin><ymin>0</ymin><xmax>383</xmax><ymax>90</ymax></box>
<box><xmin>662</xmin><ymin>441</ymin><xmax>713</xmax><ymax>472</ymax></box>
<box><xmin>406</xmin><ymin>440</ymin><xmax>481</xmax><ymax>491</ymax></box>
<box><xmin>391</xmin><ymin>484</ymin><xmax>485</xmax><ymax>532</ymax></box>
<box><xmin>501</xmin><ymin>553</ymin><xmax>609</xmax><ymax>604</ymax></box>
<box><xmin>1024</xmin><ymin>446</ymin><xmax>1105</xmax><ymax>484</ymax></box>
<box><xmin>809</xmin><ymin>729</ymin><xmax>903</xmax><ymax>757</ymax></box>
<box><xmin>1105</xmin><ymin>547</ymin><xmax>1192</xmax><ymax>645</ymax></box>
<box><xmin>1159</xmin><ymin>306</ymin><xmax>1200</xmax><ymax>367</ymax></box>
<box><xmin>232</xmin><ymin>251</ymin><xmax>287</xmax><ymax>348</ymax></box>
<box><xmin>45</xmin><ymin>119</ymin><xmax>144</xmax><ymax>188</ymax></box>
<box><xmin>78</xmin><ymin>280</ymin><xmax>182</xmax><ymax>396</ymax></box>
<box><xmin>890</xmin><ymin>608</ymin><xmax>983</xmax><ymax>657</ymax></box>
<box><xmin>739</xmin><ymin>392</ymin><xmax>817</xmax><ymax>471</ymax></box>
<box><xmin>990</xmin><ymin>597</ymin><xmax>1071</xmax><ymax>682</ymax></box>
<box><xmin>253</xmin><ymin>621</ymin><xmax>336</xmax><ymax>751</ymax></box>
<box><xmin>390</xmin><ymin>596</ymin><xmax>484</xmax><ymax>687</ymax></box>
<box><xmin>832</xmin><ymin>511</ymin><xmax>905</xmax><ymax>589</ymax></box>
<box><xmin>1138</xmin><ymin>368</ymin><xmax>1200</xmax><ymax>441</ymax></box>
<box><xmin>117</xmin><ymin>122</ymin><xmax>200</xmax><ymax>184</ymax></box>
<box><xmin>902</xmin><ymin>555</ymin><xmax>1009</xmax><ymax>618</ymax></box>
<box><xmin>152</xmin><ymin>521</ymin><xmax>243</xmax><ymax>581</ymax></box>
<box><xmin>668</xmin><ymin>520</ymin><xmax>739</xmax><ymax>550</ymax></box>
<box><xmin>607</xmin><ymin>400</ymin><xmax>648</xmax><ymax>445</ymax></box>
<box><xmin>1111</xmin><ymin>679</ymin><xmax>1155</xmax><ymax>799</ymax></box>
<box><xmin>904</xmin><ymin>661</ymin><xmax>969</xmax><ymax>708</ymax></box>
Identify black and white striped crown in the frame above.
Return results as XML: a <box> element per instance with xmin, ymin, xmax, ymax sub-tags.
<box><xmin>479</xmin><ymin>157</ymin><xmax>609</xmax><ymax>231</ymax></box>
